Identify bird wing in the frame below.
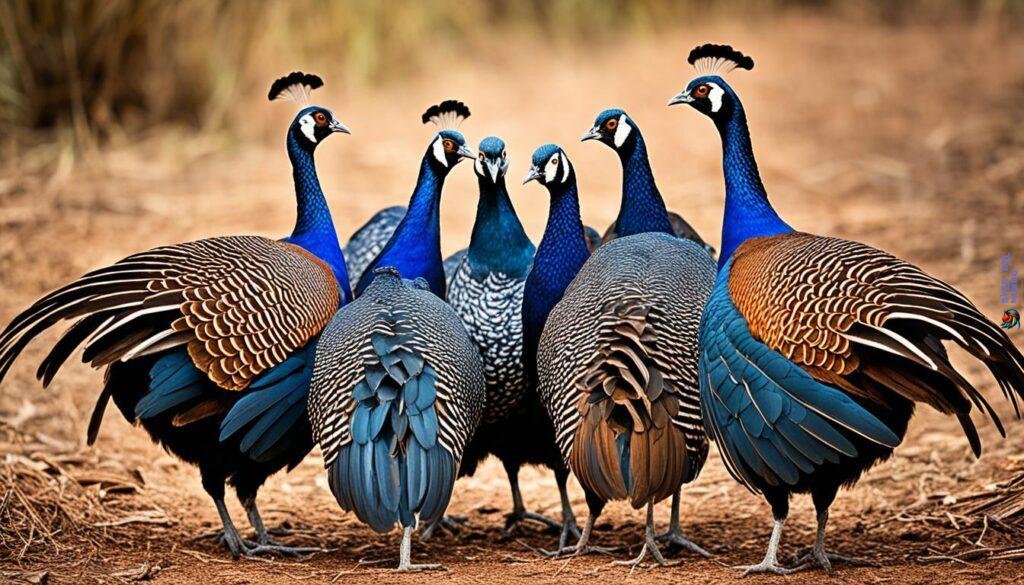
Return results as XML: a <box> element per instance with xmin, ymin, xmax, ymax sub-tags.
<box><xmin>700</xmin><ymin>275</ymin><xmax>900</xmax><ymax>492</ymax></box>
<box><xmin>0</xmin><ymin>235</ymin><xmax>340</xmax><ymax>391</ymax></box>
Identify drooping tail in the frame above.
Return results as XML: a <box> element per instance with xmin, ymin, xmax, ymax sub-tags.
<box><xmin>326</xmin><ymin>331</ymin><xmax>455</xmax><ymax>532</ymax></box>
<box><xmin>569</xmin><ymin>302</ymin><xmax>690</xmax><ymax>508</ymax></box>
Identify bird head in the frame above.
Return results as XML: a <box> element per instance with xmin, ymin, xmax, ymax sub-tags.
<box><xmin>668</xmin><ymin>75</ymin><xmax>738</xmax><ymax>122</ymax></box>
<box><xmin>268</xmin><ymin>72</ymin><xmax>350</xmax><ymax>150</ymax></box>
<box><xmin>523</xmin><ymin>144</ymin><xmax>574</xmax><ymax>188</ymax></box>
<box><xmin>428</xmin><ymin>129</ymin><xmax>475</xmax><ymax>172</ymax></box>
<box><xmin>421</xmin><ymin>100</ymin><xmax>475</xmax><ymax>172</ymax></box>
<box><xmin>475</xmin><ymin>136</ymin><xmax>509</xmax><ymax>183</ymax></box>
<box><xmin>290</xmin><ymin>105</ymin><xmax>350</xmax><ymax>149</ymax></box>
<box><xmin>668</xmin><ymin>44</ymin><xmax>754</xmax><ymax>124</ymax></box>
<box><xmin>581</xmin><ymin>108</ymin><xmax>638</xmax><ymax>152</ymax></box>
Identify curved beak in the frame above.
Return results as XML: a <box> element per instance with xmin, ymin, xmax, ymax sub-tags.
<box><xmin>522</xmin><ymin>166</ymin><xmax>543</xmax><ymax>185</ymax></box>
<box><xmin>457</xmin><ymin>144</ymin><xmax>476</xmax><ymax>160</ymax></box>
<box><xmin>329</xmin><ymin>118</ymin><xmax>351</xmax><ymax>134</ymax></box>
<box><xmin>667</xmin><ymin>91</ymin><xmax>694</xmax><ymax>107</ymax></box>
<box><xmin>580</xmin><ymin>127</ymin><xmax>602</xmax><ymax>142</ymax></box>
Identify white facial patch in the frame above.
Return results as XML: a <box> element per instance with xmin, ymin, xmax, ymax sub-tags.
<box><xmin>432</xmin><ymin>137</ymin><xmax>448</xmax><ymax>167</ymax></box>
<box><xmin>560</xmin><ymin>155</ymin><xmax>572</xmax><ymax>183</ymax></box>
<box><xmin>474</xmin><ymin>157</ymin><xmax>484</xmax><ymax>176</ymax></box>
<box><xmin>299</xmin><ymin>114</ymin><xmax>317</xmax><ymax>143</ymax></box>
<box><xmin>707</xmin><ymin>82</ymin><xmax>725</xmax><ymax>113</ymax></box>
<box><xmin>613</xmin><ymin>114</ymin><xmax>632</xmax><ymax>148</ymax></box>
<box><xmin>544</xmin><ymin>153</ymin><xmax>561</xmax><ymax>184</ymax></box>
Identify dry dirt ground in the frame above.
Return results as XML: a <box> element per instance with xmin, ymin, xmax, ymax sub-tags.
<box><xmin>1</xmin><ymin>15</ymin><xmax>1023</xmax><ymax>585</ymax></box>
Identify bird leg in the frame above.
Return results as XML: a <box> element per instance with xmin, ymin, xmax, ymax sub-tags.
<box><xmin>611</xmin><ymin>503</ymin><xmax>679</xmax><ymax>571</ymax></box>
<box><xmin>732</xmin><ymin>518</ymin><xmax>800</xmax><ymax>576</ymax></box>
<box><xmin>398</xmin><ymin>526</ymin><xmax>443</xmax><ymax>571</ymax></box>
<box><xmin>212</xmin><ymin>498</ymin><xmax>252</xmax><ymax>558</ymax></box>
<box><xmin>790</xmin><ymin>510</ymin><xmax>878</xmax><ymax>574</ymax></box>
<box><xmin>655</xmin><ymin>489</ymin><xmax>711</xmax><ymax>557</ymax></box>
<box><xmin>503</xmin><ymin>468</ymin><xmax>562</xmax><ymax>533</ymax></box>
<box><xmin>556</xmin><ymin>472</ymin><xmax>582</xmax><ymax>549</ymax></box>
<box><xmin>239</xmin><ymin>499</ymin><xmax>324</xmax><ymax>556</ymax></box>
<box><xmin>539</xmin><ymin>512</ymin><xmax>619</xmax><ymax>558</ymax></box>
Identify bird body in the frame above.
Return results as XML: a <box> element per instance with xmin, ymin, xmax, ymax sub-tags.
<box><xmin>0</xmin><ymin>74</ymin><xmax>351</xmax><ymax>558</ymax></box>
<box><xmin>670</xmin><ymin>45</ymin><xmax>1024</xmax><ymax>574</ymax></box>
<box><xmin>310</xmin><ymin>269</ymin><xmax>485</xmax><ymax>569</ymax></box>
<box><xmin>523</xmin><ymin>145</ymin><xmax>715</xmax><ymax>565</ymax></box>
<box><xmin>308</xmin><ymin>100</ymin><xmax>478</xmax><ymax>571</ymax></box>
<box><xmin>539</xmin><ymin>233</ymin><xmax>714</xmax><ymax>506</ymax></box>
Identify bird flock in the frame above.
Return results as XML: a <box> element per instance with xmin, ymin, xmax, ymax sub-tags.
<box><xmin>1</xmin><ymin>44</ymin><xmax>1023</xmax><ymax>576</ymax></box>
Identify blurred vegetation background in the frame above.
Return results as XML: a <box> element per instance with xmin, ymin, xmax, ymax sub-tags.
<box><xmin>0</xmin><ymin>0</ymin><xmax>1021</xmax><ymax>159</ymax></box>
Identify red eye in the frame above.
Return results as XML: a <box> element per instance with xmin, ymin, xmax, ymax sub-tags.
<box><xmin>605</xmin><ymin>118</ymin><xmax>618</xmax><ymax>131</ymax></box>
<box><xmin>693</xmin><ymin>84</ymin><xmax>710</xmax><ymax>98</ymax></box>
<box><xmin>442</xmin><ymin>139</ymin><xmax>455</xmax><ymax>152</ymax></box>
<box><xmin>314</xmin><ymin>111</ymin><xmax>327</xmax><ymax>125</ymax></box>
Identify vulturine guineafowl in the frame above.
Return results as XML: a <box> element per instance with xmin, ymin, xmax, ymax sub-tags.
<box><xmin>354</xmin><ymin>100</ymin><xmax>475</xmax><ymax>299</ymax></box>
<box><xmin>305</xmin><ymin>101</ymin><xmax>482</xmax><ymax>571</ymax></box>
<box><xmin>523</xmin><ymin>145</ymin><xmax>716</xmax><ymax>567</ymax></box>
<box><xmin>669</xmin><ymin>43</ymin><xmax>1024</xmax><ymax>574</ymax></box>
<box><xmin>308</xmin><ymin>268</ymin><xmax>485</xmax><ymax>571</ymax></box>
<box><xmin>582</xmin><ymin>108</ymin><xmax>718</xmax><ymax>551</ymax></box>
<box><xmin>0</xmin><ymin>72</ymin><xmax>350</xmax><ymax>558</ymax></box>
<box><xmin>582</xmin><ymin>110</ymin><xmax>714</xmax><ymax>257</ymax></box>
<box><xmin>446</xmin><ymin>137</ymin><xmax>580</xmax><ymax>539</ymax></box>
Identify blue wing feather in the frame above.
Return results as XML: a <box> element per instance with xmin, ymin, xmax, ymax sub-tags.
<box><xmin>699</xmin><ymin>264</ymin><xmax>900</xmax><ymax>492</ymax></box>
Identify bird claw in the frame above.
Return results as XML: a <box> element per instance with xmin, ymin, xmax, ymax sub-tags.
<box><xmin>397</xmin><ymin>562</ymin><xmax>444</xmax><ymax>572</ymax></box>
<box><xmin>611</xmin><ymin>542</ymin><xmax>679</xmax><ymax>572</ymax></box>
<box><xmin>733</xmin><ymin>561</ymin><xmax>801</xmax><ymax>577</ymax></box>
<box><xmin>504</xmin><ymin>509</ymin><xmax>562</xmax><ymax>533</ymax></box>
<box><xmin>790</xmin><ymin>549</ymin><xmax>878</xmax><ymax>574</ymax></box>
<box><xmin>557</xmin><ymin>516</ymin><xmax>582</xmax><ymax>550</ymax></box>
<box><xmin>655</xmin><ymin>530</ymin><xmax>712</xmax><ymax>558</ymax></box>
<box><xmin>419</xmin><ymin>515</ymin><xmax>467</xmax><ymax>540</ymax></box>
<box><xmin>539</xmin><ymin>544</ymin><xmax>619</xmax><ymax>559</ymax></box>
<box><xmin>242</xmin><ymin>544</ymin><xmax>325</xmax><ymax>558</ymax></box>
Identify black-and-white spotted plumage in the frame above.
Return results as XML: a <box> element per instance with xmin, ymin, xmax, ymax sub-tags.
<box><xmin>447</xmin><ymin>257</ymin><xmax>529</xmax><ymax>423</ymax></box>
<box><xmin>308</xmin><ymin>269</ymin><xmax>485</xmax><ymax>470</ymax></box>
<box><xmin>537</xmin><ymin>233</ymin><xmax>716</xmax><ymax>497</ymax></box>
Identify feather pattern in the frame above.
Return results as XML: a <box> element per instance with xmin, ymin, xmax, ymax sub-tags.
<box><xmin>0</xmin><ymin>236</ymin><xmax>339</xmax><ymax>391</ymax></box>
<box><xmin>537</xmin><ymin>233</ymin><xmax>715</xmax><ymax>508</ymax></box>
<box><xmin>308</xmin><ymin>269</ymin><xmax>485</xmax><ymax>531</ymax></box>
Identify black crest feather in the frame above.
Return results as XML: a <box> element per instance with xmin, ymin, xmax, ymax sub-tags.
<box><xmin>687</xmin><ymin>44</ymin><xmax>754</xmax><ymax>74</ymax></box>
<box><xmin>268</xmin><ymin>71</ymin><xmax>324</xmax><ymax>103</ymax></box>
<box><xmin>421</xmin><ymin>100</ymin><xmax>471</xmax><ymax>129</ymax></box>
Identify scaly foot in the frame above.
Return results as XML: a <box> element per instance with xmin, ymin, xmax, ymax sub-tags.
<box><xmin>656</xmin><ymin>528</ymin><xmax>712</xmax><ymax>558</ymax></box>
<box><xmin>791</xmin><ymin>549</ymin><xmax>878</xmax><ymax>574</ymax></box>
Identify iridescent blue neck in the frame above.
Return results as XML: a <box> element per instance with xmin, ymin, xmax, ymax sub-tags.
<box><xmin>283</xmin><ymin>132</ymin><xmax>351</xmax><ymax>303</ymax></box>
<box><xmin>355</xmin><ymin>154</ymin><xmax>446</xmax><ymax>298</ymax></box>
<box><xmin>715</xmin><ymin>102</ymin><xmax>792</xmax><ymax>266</ymax></box>
<box><xmin>468</xmin><ymin>175</ymin><xmax>534</xmax><ymax>278</ymax></box>
<box><xmin>615</xmin><ymin>131</ymin><xmax>673</xmax><ymax>238</ymax></box>
<box><xmin>522</xmin><ymin>180</ymin><xmax>589</xmax><ymax>365</ymax></box>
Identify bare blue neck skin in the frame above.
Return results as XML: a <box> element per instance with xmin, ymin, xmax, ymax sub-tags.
<box><xmin>355</xmin><ymin>149</ymin><xmax>447</xmax><ymax>299</ymax></box>
<box><xmin>467</xmin><ymin>173</ymin><xmax>534</xmax><ymax>278</ymax></box>
<box><xmin>614</xmin><ymin>127</ymin><xmax>674</xmax><ymax>238</ymax></box>
<box><xmin>714</xmin><ymin>91</ymin><xmax>792</xmax><ymax>267</ymax></box>
<box><xmin>282</xmin><ymin>131</ymin><xmax>352</xmax><ymax>303</ymax></box>
<box><xmin>522</xmin><ymin>179</ymin><xmax>589</xmax><ymax>366</ymax></box>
